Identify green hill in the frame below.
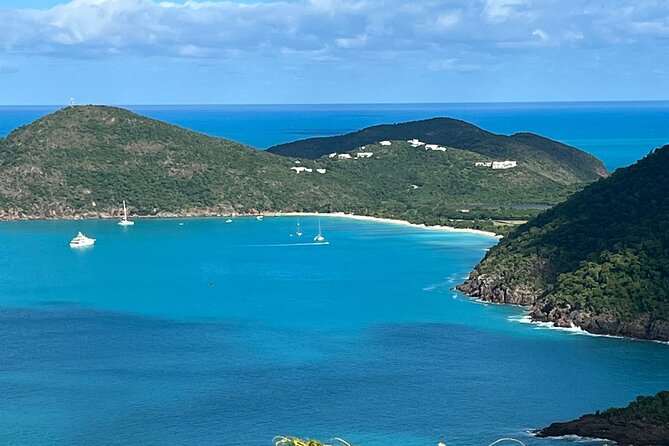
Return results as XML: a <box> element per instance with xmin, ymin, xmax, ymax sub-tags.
<box><xmin>458</xmin><ymin>145</ymin><xmax>669</xmax><ymax>341</ymax></box>
<box><xmin>267</xmin><ymin>117</ymin><xmax>608</xmax><ymax>184</ymax></box>
<box><xmin>537</xmin><ymin>391</ymin><xmax>669</xmax><ymax>445</ymax></box>
<box><xmin>0</xmin><ymin>106</ymin><xmax>606</xmax><ymax>233</ymax></box>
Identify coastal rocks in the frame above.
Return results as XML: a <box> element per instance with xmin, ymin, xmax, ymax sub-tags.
<box><xmin>530</xmin><ymin>305</ymin><xmax>669</xmax><ymax>342</ymax></box>
<box><xmin>536</xmin><ymin>411</ymin><xmax>669</xmax><ymax>445</ymax></box>
<box><xmin>456</xmin><ymin>270</ymin><xmax>540</xmax><ymax>306</ymax></box>
<box><xmin>459</xmin><ymin>273</ymin><xmax>669</xmax><ymax>342</ymax></box>
<box><xmin>578</xmin><ymin>313</ymin><xmax>669</xmax><ymax>342</ymax></box>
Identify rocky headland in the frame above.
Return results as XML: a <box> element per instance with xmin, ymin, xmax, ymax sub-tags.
<box><xmin>458</xmin><ymin>145</ymin><xmax>669</xmax><ymax>342</ymax></box>
<box><xmin>536</xmin><ymin>391</ymin><xmax>669</xmax><ymax>445</ymax></box>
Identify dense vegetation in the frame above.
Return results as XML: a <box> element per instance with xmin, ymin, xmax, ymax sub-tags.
<box><xmin>537</xmin><ymin>391</ymin><xmax>669</xmax><ymax>445</ymax></box>
<box><xmin>0</xmin><ymin>106</ymin><xmax>606</xmax><ymax>234</ymax></box>
<box><xmin>604</xmin><ymin>391</ymin><xmax>669</xmax><ymax>423</ymax></box>
<box><xmin>267</xmin><ymin>117</ymin><xmax>608</xmax><ymax>184</ymax></box>
<box><xmin>460</xmin><ymin>145</ymin><xmax>669</xmax><ymax>339</ymax></box>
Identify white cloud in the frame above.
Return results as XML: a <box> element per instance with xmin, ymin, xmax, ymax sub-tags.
<box><xmin>0</xmin><ymin>0</ymin><xmax>667</xmax><ymax>61</ymax></box>
<box><xmin>435</xmin><ymin>11</ymin><xmax>461</xmax><ymax>29</ymax></box>
<box><xmin>482</xmin><ymin>0</ymin><xmax>528</xmax><ymax>23</ymax></box>
<box><xmin>427</xmin><ymin>58</ymin><xmax>480</xmax><ymax>72</ymax></box>
<box><xmin>335</xmin><ymin>34</ymin><xmax>368</xmax><ymax>49</ymax></box>
<box><xmin>532</xmin><ymin>28</ymin><xmax>549</xmax><ymax>41</ymax></box>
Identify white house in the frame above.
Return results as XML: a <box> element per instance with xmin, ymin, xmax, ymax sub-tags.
<box><xmin>475</xmin><ymin>161</ymin><xmax>493</xmax><ymax>167</ymax></box>
<box><xmin>338</xmin><ymin>153</ymin><xmax>352</xmax><ymax>159</ymax></box>
<box><xmin>316</xmin><ymin>168</ymin><xmax>327</xmax><ymax>174</ymax></box>
<box><xmin>492</xmin><ymin>160</ymin><xmax>517</xmax><ymax>169</ymax></box>
<box><xmin>328</xmin><ymin>152</ymin><xmax>338</xmax><ymax>158</ymax></box>
<box><xmin>356</xmin><ymin>152</ymin><xmax>373</xmax><ymax>158</ymax></box>
<box><xmin>290</xmin><ymin>166</ymin><xmax>313</xmax><ymax>173</ymax></box>
<box><xmin>425</xmin><ymin>144</ymin><xmax>447</xmax><ymax>152</ymax></box>
<box><xmin>407</xmin><ymin>138</ymin><xmax>425</xmax><ymax>147</ymax></box>
<box><xmin>379</xmin><ymin>140</ymin><xmax>392</xmax><ymax>146</ymax></box>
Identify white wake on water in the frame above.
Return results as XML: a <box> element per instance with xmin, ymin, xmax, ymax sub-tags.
<box><xmin>248</xmin><ymin>241</ymin><xmax>330</xmax><ymax>247</ymax></box>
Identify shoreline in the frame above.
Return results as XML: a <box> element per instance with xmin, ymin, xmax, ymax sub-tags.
<box><xmin>456</xmin><ymin>274</ymin><xmax>669</xmax><ymax>343</ymax></box>
<box><xmin>459</xmin><ymin>290</ymin><xmax>669</xmax><ymax>345</ymax></box>
<box><xmin>0</xmin><ymin>211</ymin><xmax>502</xmax><ymax>238</ymax></box>
<box><xmin>508</xmin><ymin>313</ymin><xmax>669</xmax><ymax>346</ymax></box>
<box><xmin>279</xmin><ymin>212</ymin><xmax>501</xmax><ymax>238</ymax></box>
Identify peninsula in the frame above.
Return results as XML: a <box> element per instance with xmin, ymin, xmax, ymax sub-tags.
<box><xmin>537</xmin><ymin>391</ymin><xmax>669</xmax><ymax>445</ymax></box>
<box><xmin>0</xmin><ymin>106</ymin><xmax>607</xmax><ymax>234</ymax></box>
<box><xmin>458</xmin><ymin>145</ymin><xmax>669</xmax><ymax>341</ymax></box>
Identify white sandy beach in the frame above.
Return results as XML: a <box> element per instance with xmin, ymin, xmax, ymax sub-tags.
<box><xmin>277</xmin><ymin>212</ymin><xmax>501</xmax><ymax>238</ymax></box>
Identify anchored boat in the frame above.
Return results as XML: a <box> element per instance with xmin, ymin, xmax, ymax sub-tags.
<box><xmin>118</xmin><ymin>200</ymin><xmax>134</xmax><ymax>226</ymax></box>
<box><xmin>70</xmin><ymin>232</ymin><xmax>95</xmax><ymax>248</ymax></box>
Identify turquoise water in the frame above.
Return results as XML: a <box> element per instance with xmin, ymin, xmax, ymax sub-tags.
<box><xmin>2</xmin><ymin>102</ymin><xmax>669</xmax><ymax>170</ymax></box>
<box><xmin>1</xmin><ymin>104</ymin><xmax>669</xmax><ymax>445</ymax></box>
<box><xmin>1</xmin><ymin>217</ymin><xmax>668</xmax><ymax>445</ymax></box>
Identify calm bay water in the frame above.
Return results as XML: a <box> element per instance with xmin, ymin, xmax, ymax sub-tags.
<box><xmin>2</xmin><ymin>102</ymin><xmax>669</xmax><ymax>170</ymax></box>
<box><xmin>1</xmin><ymin>104</ymin><xmax>669</xmax><ymax>445</ymax></box>
<box><xmin>1</xmin><ymin>217</ymin><xmax>668</xmax><ymax>446</ymax></box>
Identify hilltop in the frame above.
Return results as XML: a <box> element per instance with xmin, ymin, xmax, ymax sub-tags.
<box><xmin>267</xmin><ymin>117</ymin><xmax>608</xmax><ymax>184</ymax></box>
<box><xmin>0</xmin><ymin>106</ymin><xmax>607</xmax><ymax>233</ymax></box>
<box><xmin>537</xmin><ymin>391</ymin><xmax>669</xmax><ymax>445</ymax></box>
<box><xmin>458</xmin><ymin>145</ymin><xmax>669</xmax><ymax>341</ymax></box>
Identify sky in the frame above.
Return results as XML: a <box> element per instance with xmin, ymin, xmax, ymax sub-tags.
<box><xmin>0</xmin><ymin>0</ymin><xmax>668</xmax><ymax>105</ymax></box>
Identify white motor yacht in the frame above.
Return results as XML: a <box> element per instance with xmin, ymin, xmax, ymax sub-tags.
<box><xmin>70</xmin><ymin>232</ymin><xmax>95</xmax><ymax>248</ymax></box>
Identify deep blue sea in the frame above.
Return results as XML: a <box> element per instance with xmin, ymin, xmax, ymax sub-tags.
<box><xmin>1</xmin><ymin>104</ymin><xmax>669</xmax><ymax>446</ymax></box>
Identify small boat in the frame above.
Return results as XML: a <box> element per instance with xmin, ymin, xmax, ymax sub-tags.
<box><xmin>117</xmin><ymin>200</ymin><xmax>134</xmax><ymax>226</ymax></box>
<box><xmin>313</xmin><ymin>220</ymin><xmax>326</xmax><ymax>243</ymax></box>
<box><xmin>70</xmin><ymin>231</ymin><xmax>95</xmax><ymax>248</ymax></box>
<box><xmin>296</xmin><ymin>219</ymin><xmax>303</xmax><ymax>237</ymax></box>
<box><xmin>225</xmin><ymin>218</ymin><xmax>233</xmax><ymax>223</ymax></box>
<box><xmin>256</xmin><ymin>215</ymin><xmax>264</xmax><ymax>221</ymax></box>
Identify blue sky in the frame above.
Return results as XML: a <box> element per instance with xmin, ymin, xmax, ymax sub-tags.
<box><xmin>1</xmin><ymin>0</ymin><xmax>668</xmax><ymax>105</ymax></box>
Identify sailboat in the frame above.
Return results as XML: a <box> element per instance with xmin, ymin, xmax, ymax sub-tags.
<box><xmin>313</xmin><ymin>220</ymin><xmax>326</xmax><ymax>243</ymax></box>
<box><xmin>296</xmin><ymin>219</ymin><xmax>303</xmax><ymax>237</ymax></box>
<box><xmin>117</xmin><ymin>200</ymin><xmax>134</xmax><ymax>226</ymax></box>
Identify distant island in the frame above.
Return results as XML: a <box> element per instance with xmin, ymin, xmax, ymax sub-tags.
<box><xmin>537</xmin><ymin>391</ymin><xmax>669</xmax><ymax>445</ymax></box>
<box><xmin>267</xmin><ymin>117</ymin><xmax>610</xmax><ymax>182</ymax></box>
<box><xmin>458</xmin><ymin>145</ymin><xmax>669</xmax><ymax>341</ymax></box>
<box><xmin>0</xmin><ymin>106</ymin><xmax>607</xmax><ymax>234</ymax></box>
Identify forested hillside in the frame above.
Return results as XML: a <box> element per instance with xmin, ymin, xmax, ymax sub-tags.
<box><xmin>459</xmin><ymin>146</ymin><xmax>669</xmax><ymax>341</ymax></box>
<box><xmin>0</xmin><ymin>106</ymin><xmax>607</xmax><ymax>234</ymax></box>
